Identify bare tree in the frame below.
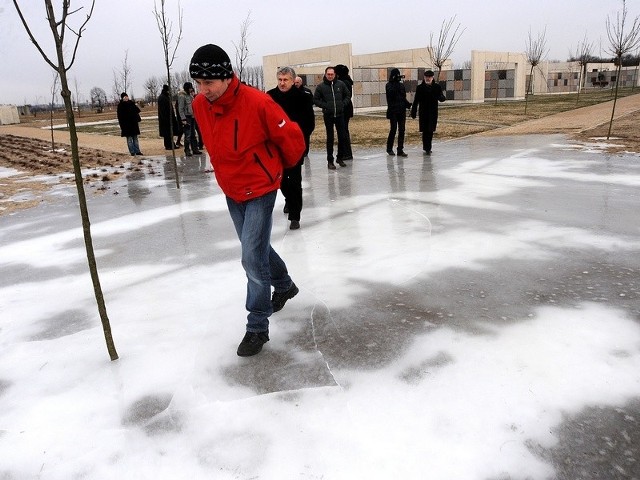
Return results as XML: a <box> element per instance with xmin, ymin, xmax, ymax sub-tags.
<box><xmin>605</xmin><ymin>0</ymin><xmax>640</xmax><ymax>138</ymax></box>
<box><xmin>112</xmin><ymin>49</ymin><xmax>132</xmax><ymax>100</ymax></box>
<box><xmin>573</xmin><ymin>34</ymin><xmax>594</xmax><ymax>104</ymax></box>
<box><xmin>33</xmin><ymin>94</ymin><xmax>42</xmax><ymax>117</ymax></box>
<box><xmin>143</xmin><ymin>75</ymin><xmax>161</xmax><ymax>104</ymax></box>
<box><xmin>633</xmin><ymin>47</ymin><xmax>640</xmax><ymax>92</ymax></box>
<box><xmin>72</xmin><ymin>76</ymin><xmax>82</xmax><ymax>117</ymax></box>
<box><xmin>90</xmin><ymin>86</ymin><xmax>107</xmax><ymax>113</ymax></box>
<box><xmin>49</xmin><ymin>72</ymin><xmax>59</xmax><ymax>150</ymax></box>
<box><xmin>233</xmin><ymin>11</ymin><xmax>253</xmax><ymax>82</ymax></box>
<box><xmin>244</xmin><ymin>64</ymin><xmax>264</xmax><ymax>90</ymax></box>
<box><xmin>428</xmin><ymin>15</ymin><xmax>465</xmax><ymax>81</ymax></box>
<box><xmin>12</xmin><ymin>0</ymin><xmax>118</xmax><ymax>361</ymax></box>
<box><xmin>524</xmin><ymin>27</ymin><xmax>549</xmax><ymax>114</ymax></box>
<box><xmin>153</xmin><ymin>0</ymin><xmax>183</xmax><ymax>189</ymax></box>
<box><xmin>173</xmin><ymin>68</ymin><xmax>190</xmax><ymax>90</ymax></box>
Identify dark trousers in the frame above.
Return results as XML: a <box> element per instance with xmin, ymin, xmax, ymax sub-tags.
<box><xmin>422</xmin><ymin>130</ymin><xmax>434</xmax><ymax>153</ymax></box>
<box><xmin>281</xmin><ymin>160</ymin><xmax>303</xmax><ymax>221</ymax></box>
<box><xmin>162</xmin><ymin>132</ymin><xmax>173</xmax><ymax>149</ymax></box>
<box><xmin>339</xmin><ymin>115</ymin><xmax>353</xmax><ymax>159</ymax></box>
<box><xmin>194</xmin><ymin>118</ymin><xmax>203</xmax><ymax>149</ymax></box>
<box><xmin>387</xmin><ymin>113</ymin><xmax>406</xmax><ymax>152</ymax></box>
<box><xmin>323</xmin><ymin>115</ymin><xmax>347</xmax><ymax>162</ymax></box>
<box><xmin>183</xmin><ymin>116</ymin><xmax>199</xmax><ymax>154</ymax></box>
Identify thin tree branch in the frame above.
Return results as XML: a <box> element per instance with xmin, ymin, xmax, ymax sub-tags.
<box><xmin>12</xmin><ymin>0</ymin><xmax>58</xmax><ymax>69</ymax></box>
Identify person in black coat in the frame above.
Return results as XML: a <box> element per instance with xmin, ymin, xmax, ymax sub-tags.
<box><xmin>385</xmin><ymin>68</ymin><xmax>412</xmax><ymax>157</ymax></box>
<box><xmin>157</xmin><ymin>84</ymin><xmax>178</xmax><ymax>150</ymax></box>
<box><xmin>267</xmin><ymin>66</ymin><xmax>315</xmax><ymax>230</ymax></box>
<box><xmin>313</xmin><ymin>66</ymin><xmax>351</xmax><ymax>169</ymax></box>
<box><xmin>116</xmin><ymin>92</ymin><xmax>143</xmax><ymax>156</ymax></box>
<box><xmin>410</xmin><ymin>70</ymin><xmax>446</xmax><ymax>154</ymax></box>
<box><xmin>334</xmin><ymin>64</ymin><xmax>353</xmax><ymax>161</ymax></box>
<box><xmin>294</xmin><ymin>76</ymin><xmax>315</xmax><ymax>157</ymax></box>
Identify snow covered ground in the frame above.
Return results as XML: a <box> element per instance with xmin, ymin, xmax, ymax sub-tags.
<box><xmin>1</xmin><ymin>135</ymin><xmax>639</xmax><ymax>479</ymax></box>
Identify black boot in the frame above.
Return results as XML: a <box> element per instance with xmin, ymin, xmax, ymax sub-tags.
<box><xmin>271</xmin><ymin>282</ymin><xmax>299</xmax><ymax>312</ymax></box>
<box><xmin>237</xmin><ymin>331</ymin><xmax>269</xmax><ymax>356</ymax></box>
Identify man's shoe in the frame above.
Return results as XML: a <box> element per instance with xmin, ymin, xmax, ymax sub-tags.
<box><xmin>386</xmin><ymin>149</ymin><xmax>395</xmax><ymax>155</ymax></box>
<box><xmin>237</xmin><ymin>331</ymin><xmax>269</xmax><ymax>357</ymax></box>
<box><xmin>342</xmin><ymin>155</ymin><xmax>353</xmax><ymax>160</ymax></box>
<box><xmin>272</xmin><ymin>282</ymin><xmax>299</xmax><ymax>313</ymax></box>
<box><xmin>290</xmin><ymin>220</ymin><xmax>300</xmax><ymax>230</ymax></box>
<box><xmin>397</xmin><ymin>150</ymin><xmax>408</xmax><ymax>157</ymax></box>
<box><xmin>328</xmin><ymin>163</ymin><xmax>336</xmax><ymax>170</ymax></box>
<box><xmin>175</xmin><ymin>142</ymin><xmax>182</xmax><ymax>147</ymax></box>
<box><xmin>185</xmin><ymin>150</ymin><xmax>193</xmax><ymax>157</ymax></box>
<box><xmin>193</xmin><ymin>150</ymin><xmax>203</xmax><ymax>155</ymax></box>
<box><xmin>423</xmin><ymin>150</ymin><xmax>432</xmax><ymax>155</ymax></box>
<box><xmin>337</xmin><ymin>159</ymin><xmax>346</xmax><ymax>167</ymax></box>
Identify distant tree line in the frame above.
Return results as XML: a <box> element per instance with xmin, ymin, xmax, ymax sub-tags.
<box><xmin>567</xmin><ymin>53</ymin><xmax>640</xmax><ymax>67</ymax></box>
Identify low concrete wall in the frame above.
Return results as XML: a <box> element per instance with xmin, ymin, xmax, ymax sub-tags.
<box><xmin>0</xmin><ymin>105</ymin><xmax>20</xmax><ymax>125</ymax></box>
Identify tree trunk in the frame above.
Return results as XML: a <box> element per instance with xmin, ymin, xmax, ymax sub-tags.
<box><xmin>60</xmin><ymin>76</ymin><xmax>119</xmax><ymax>360</ymax></box>
<box><xmin>525</xmin><ymin>64</ymin><xmax>535</xmax><ymax>115</ymax></box>
<box><xmin>166</xmin><ymin>65</ymin><xmax>180</xmax><ymax>189</ymax></box>
<box><xmin>607</xmin><ymin>61</ymin><xmax>622</xmax><ymax>140</ymax></box>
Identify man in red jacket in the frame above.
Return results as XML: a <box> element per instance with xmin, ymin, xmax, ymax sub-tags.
<box><xmin>190</xmin><ymin>44</ymin><xmax>306</xmax><ymax>357</ymax></box>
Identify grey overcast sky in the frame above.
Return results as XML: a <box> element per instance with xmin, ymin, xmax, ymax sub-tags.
<box><xmin>0</xmin><ymin>0</ymin><xmax>637</xmax><ymax>106</ymax></box>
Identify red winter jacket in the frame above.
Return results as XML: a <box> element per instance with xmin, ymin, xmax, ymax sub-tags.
<box><xmin>192</xmin><ymin>76</ymin><xmax>305</xmax><ymax>202</ymax></box>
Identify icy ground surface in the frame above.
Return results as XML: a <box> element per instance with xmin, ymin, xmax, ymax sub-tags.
<box><xmin>1</xmin><ymin>135</ymin><xmax>639</xmax><ymax>479</ymax></box>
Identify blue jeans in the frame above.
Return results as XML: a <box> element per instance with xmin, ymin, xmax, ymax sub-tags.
<box><xmin>126</xmin><ymin>135</ymin><xmax>141</xmax><ymax>155</ymax></box>
<box><xmin>226</xmin><ymin>190</ymin><xmax>293</xmax><ymax>333</ymax></box>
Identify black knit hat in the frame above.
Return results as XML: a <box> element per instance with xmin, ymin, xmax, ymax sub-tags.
<box><xmin>120</xmin><ymin>92</ymin><xmax>128</xmax><ymax>99</ymax></box>
<box><xmin>334</xmin><ymin>64</ymin><xmax>349</xmax><ymax>76</ymax></box>
<box><xmin>190</xmin><ymin>44</ymin><xmax>234</xmax><ymax>79</ymax></box>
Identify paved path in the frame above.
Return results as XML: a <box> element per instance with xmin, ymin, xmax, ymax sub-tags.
<box><xmin>0</xmin><ymin>123</ymin><xmax>171</xmax><ymax>156</ymax></box>
<box><xmin>479</xmin><ymin>91</ymin><xmax>640</xmax><ymax>136</ymax></box>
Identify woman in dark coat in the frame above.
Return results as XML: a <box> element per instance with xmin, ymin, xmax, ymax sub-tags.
<box><xmin>385</xmin><ymin>68</ymin><xmax>411</xmax><ymax>157</ymax></box>
<box><xmin>334</xmin><ymin>64</ymin><xmax>354</xmax><ymax>160</ymax></box>
<box><xmin>157</xmin><ymin>84</ymin><xmax>178</xmax><ymax>150</ymax></box>
<box><xmin>116</xmin><ymin>92</ymin><xmax>142</xmax><ymax>156</ymax></box>
<box><xmin>410</xmin><ymin>70</ymin><xmax>445</xmax><ymax>154</ymax></box>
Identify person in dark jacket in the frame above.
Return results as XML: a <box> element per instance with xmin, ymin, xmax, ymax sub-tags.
<box><xmin>157</xmin><ymin>84</ymin><xmax>178</xmax><ymax>150</ymax></box>
<box><xmin>116</xmin><ymin>92</ymin><xmax>142</xmax><ymax>156</ymax></box>
<box><xmin>410</xmin><ymin>70</ymin><xmax>446</xmax><ymax>155</ymax></box>
<box><xmin>313</xmin><ymin>66</ymin><xmax>351</xmax><ymax>169</ymax></box>
<box><xmin>173</xmin><ymin>97</ymin><xmax>183</xmax><ymax>147</ymax></box>
<box><xmin>267</xmin><ymin>66</ymin><xmax>315</xmax><ymax>230</ymax></box>
<box><xmin>191</xmin><ymin>44</ymin><xmax>305</xmax><ymax>357</ymax></box>
<box><xmin>334</xmin><ymin>64</ymin><xmax>353</xmax><ymax>161</ymax></box>
<box><xmin>177</xmin><ymin>82</ymin><xmax>202</xmax><ymax>156</ymax></box>
<box><xmin>385</xmin><ymin>68</ymin><xmax>412</xmax><ymax>157</ymax></box>
<box><xmin>294</xmin><ymin>76</ymin><xmax>315</xmax><ymax>157</ymax></box>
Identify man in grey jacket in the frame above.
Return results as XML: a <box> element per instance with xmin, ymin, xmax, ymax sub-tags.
<box><xmin>177</xmin><ymin>82</ymin><xmax>202</xmax><ymax>156</ymax></box>
<box><xmin>313</xmin><ymin>66</ymin><xmax>351</xmax><ymax>169</ymax></box>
